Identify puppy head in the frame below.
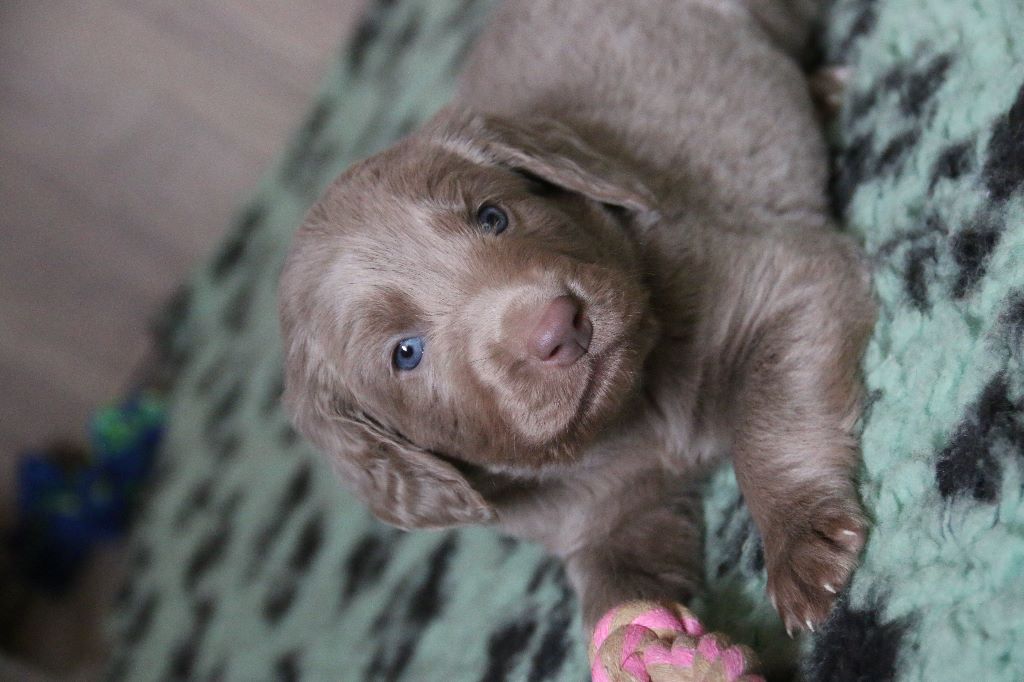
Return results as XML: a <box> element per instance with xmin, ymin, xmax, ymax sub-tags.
<box><xmin>279</xmin><ymin>108</ymin><xmax>659</xmax><ymax>529</ymax></box>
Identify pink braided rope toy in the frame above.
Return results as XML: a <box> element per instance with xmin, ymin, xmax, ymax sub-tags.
<box><xmin>589</xmin><ymin>601</ymin><xmax>764</xmax><ymax>682</ymax></box>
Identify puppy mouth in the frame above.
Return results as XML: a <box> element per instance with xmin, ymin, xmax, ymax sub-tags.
<box><xmin>574</xmin><ymin>342</ymin><xmax>621</xmax><ymax>422</ymax></box>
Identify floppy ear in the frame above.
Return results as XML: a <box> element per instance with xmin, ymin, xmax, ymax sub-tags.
<box><xmin>332</xmin><ymin>409</ymin><xmax>495</xmax><ymax>530</ymax></box>
<box><xmin>430</xmin><ymin>108</ymin><xmax>657</xmax><ymax>215</ymax></box>
<box><xmin>280</xmin><ymin>339</ymin><xmax>494</xmax><ymax>530</ymax></box>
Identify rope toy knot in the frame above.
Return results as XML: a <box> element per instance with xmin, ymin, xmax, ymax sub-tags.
<box><xmin>589</xmin><ymin>601</ymin><xmax>764</xmax><ymax>682</ymax></box>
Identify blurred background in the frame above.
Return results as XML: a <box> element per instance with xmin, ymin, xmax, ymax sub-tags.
<box><xmin>0</xmin><ymin>1</ymin><xmax>367</xmax><ymax>676</ymax></box>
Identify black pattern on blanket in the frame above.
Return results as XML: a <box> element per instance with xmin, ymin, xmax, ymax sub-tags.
<box><xmin>105</xmin><ymin>0</ymin><xmax>1024</xmax><ymax>679</ymax></box>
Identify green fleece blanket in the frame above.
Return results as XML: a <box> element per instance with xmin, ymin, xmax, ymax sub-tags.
<box><xmin>105</xmin><ymin>0</ymin><xmax>1024</xmax><ymax>680</ymax></box>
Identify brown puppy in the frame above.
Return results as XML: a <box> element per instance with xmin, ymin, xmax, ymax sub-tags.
<box><xmin>278</xmin><ymin>0</ymin><xmax>875</xmax><ymax>637</ymax></box>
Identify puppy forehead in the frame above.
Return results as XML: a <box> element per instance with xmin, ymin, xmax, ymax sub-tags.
<box><xmin>315</xmin><ymin>140</ymin><xmax>536</xmax><ymax>332</ymax></box>
<box><xmin>326</xmin><ymin>152</ymin><xmax>515</xmax><ymax>278</ymax></box>
<box><xmin>347</xmin><ymin>288</ymin><xmax>424</xmax><ymax>362</ymax></box>
<box><xmin>345</xmin><ymin>139</ymin><xmax>521</xmax><ymax>210</ymax></box>
<box><xmin>334</xmin><ymin>202</ymin><xmax>465</xmax><ymax>292</ymax></box>
<box><xmin>321</xmin><ymin>209</ymin><xmax>463</xmax><ymax>338</ymax></box>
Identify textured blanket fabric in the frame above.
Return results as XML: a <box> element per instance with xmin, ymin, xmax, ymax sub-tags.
<box><xmin>105</xmin><ymin>0</ymin><xmax>1024</xmax><ymax>680</ymax></box>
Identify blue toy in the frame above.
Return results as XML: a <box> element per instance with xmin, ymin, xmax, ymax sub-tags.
<box><xmin>9</xmin><ymin>393</ymin><xmax>165</xmax><ymax>592</ymax></box>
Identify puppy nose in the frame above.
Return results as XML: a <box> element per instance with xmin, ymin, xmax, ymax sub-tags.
<box><xmin>527</xmin><ymin>295</ymin><xmax>593</xmax><ymax>366</ymax></box>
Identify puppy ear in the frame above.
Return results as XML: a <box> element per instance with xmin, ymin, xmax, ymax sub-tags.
<box><xmin>335</xmin><ymin>410</ymin><xmax>495</xmax><ymax>530</ymax></box>
<box><xmin>282</xmin><ymin>360</ymin><xmax>493</xmax><ymax>530</ymax></box>
<box><xmin>430</xmin><ymin>108</ymin><xmax>657</xmax><ymax>214</ymax></box>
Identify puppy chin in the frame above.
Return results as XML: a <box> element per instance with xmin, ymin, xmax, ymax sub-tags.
<box><xmin>565</xmin><ymin>330</ymin><xmax>650</xmax><ymax>439</ymax></box>
<box><xmin>484</xmin><ymin>350</ymin><xmax>645</xmax><ymax>474</ymax></box>
<box><xmin>577</xmin><ymin>342</ymin><xmax>638</xmax><ymax>420</ymax></box>
<box><xmin>564</xmin><ymin>266</ymin><xmax>655</xmax><ymax>427</ymax></box>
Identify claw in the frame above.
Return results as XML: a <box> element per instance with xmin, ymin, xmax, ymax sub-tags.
<box><xmin>785</xmin><ymin>625</ymin><xmax>794</xmax><ymax>639</ymax></box>
<box><xmin>823</xmin><ymin>583</ymin><xmax>837</xmax><ymax>594</ymax></box>
<box><xmin>805</xmin><ymin>619</ymin><xmax>815</xmax><ymax>633</ymax></box>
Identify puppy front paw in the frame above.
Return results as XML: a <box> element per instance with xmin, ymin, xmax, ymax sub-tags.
<box><xmin>764</xmin><ymin>501</ymin><xmax>866</xmax><ymax>635</ymax></box>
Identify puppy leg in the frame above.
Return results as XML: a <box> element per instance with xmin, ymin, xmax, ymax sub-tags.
<box><xmin>564</xmin><ymin>474</ymin><xmax>704</xmax><ymax>632</ymax></box>
<box><xmin>728</xmin><ymin>244</ymin><xmax>874</xmax><ymax>634</ymax></box>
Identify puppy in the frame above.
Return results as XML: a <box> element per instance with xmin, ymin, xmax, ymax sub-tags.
<box><xmin>278</xmin><ymin>0</ymin><xmax>875</xmax><ymax>639</ymax></box>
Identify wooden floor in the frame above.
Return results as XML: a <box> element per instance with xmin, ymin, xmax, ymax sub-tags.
<box><xmin>0</xmin><ymin>0</ymin><xmax>367</xmax><ymax>674</ymax></box>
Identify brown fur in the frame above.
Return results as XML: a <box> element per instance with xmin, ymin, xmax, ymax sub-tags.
<box><xmin>278</xmin><ymin>0</ymin><xmax>876</xmax><ymax>637</ymax></box>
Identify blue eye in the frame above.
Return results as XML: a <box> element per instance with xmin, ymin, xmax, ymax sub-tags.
<box><xmin>476</xmin><ymin>204</ymin><xmax>509</xmax><ymax>234</ymax></box>
<box><xmin>393</xmin><ymin>336</ymin><xmax>424</xmax><ymax>370</ymax></box>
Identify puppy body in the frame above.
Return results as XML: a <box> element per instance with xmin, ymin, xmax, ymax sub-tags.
<box><xmin>457</xmin><ymin>0</ymin><xmax>827</xmax><ymax>228</ymax></box>
<box><xmin>280</xmin><ymin>0</ymin><xmax>875</xmax><ymax>639</ymax></box>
